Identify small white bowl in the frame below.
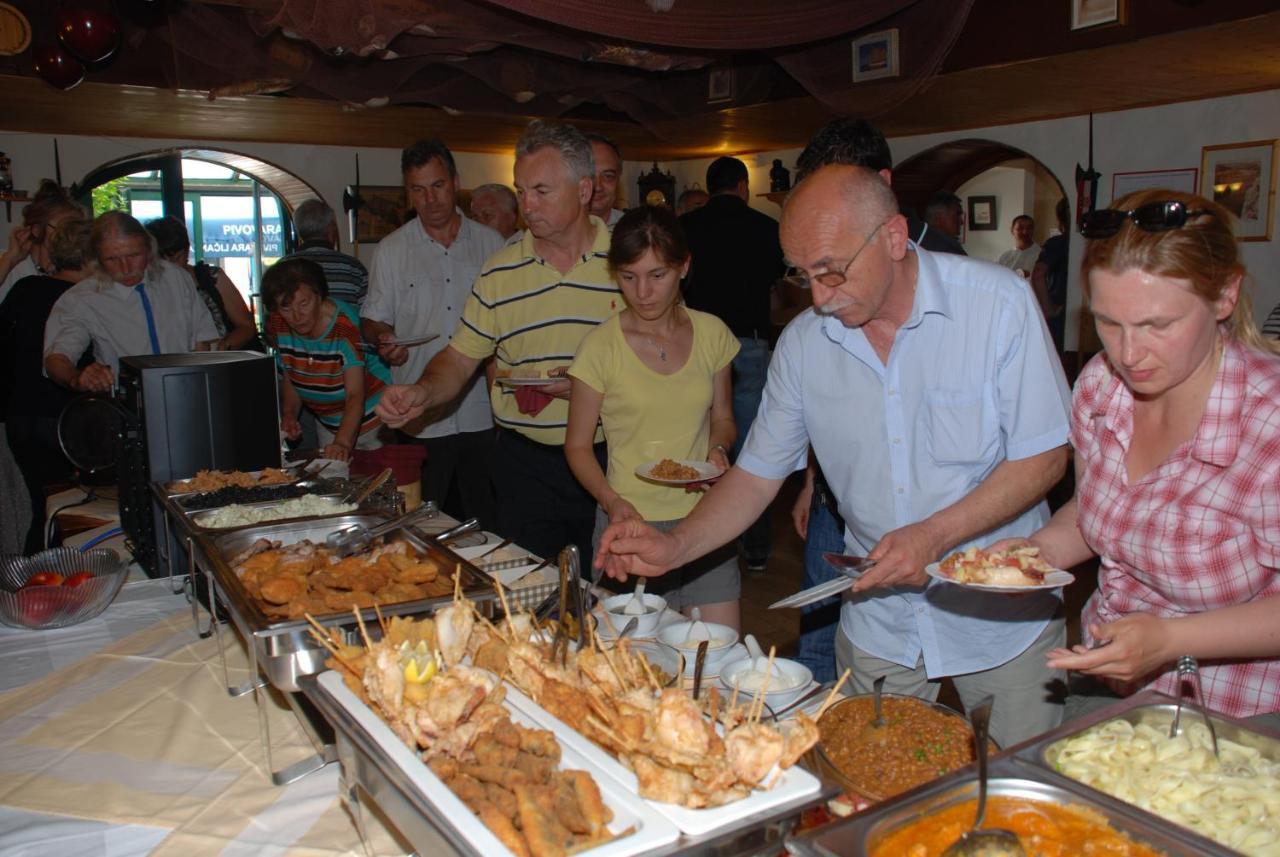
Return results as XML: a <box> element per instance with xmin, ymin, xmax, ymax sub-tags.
<box><xmin>719</xmin><ymin>656</ymin><xmax>814</xmax><ymax>710</ymax></box>
<box><xmin>601</xmin><ymin>592</ymin><xmax>668</xmax><ymax>638</ymax></box>
<box><xmin>658</xmin><ymin>620</ymin><xmax>739</xmax><ymax>674</ymax></box>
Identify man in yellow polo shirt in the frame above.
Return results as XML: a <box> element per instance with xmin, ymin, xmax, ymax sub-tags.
<box><xmin>378</xmin><ymin>120</ymin><xmax>620</xmax><ymax>560</ymax></box>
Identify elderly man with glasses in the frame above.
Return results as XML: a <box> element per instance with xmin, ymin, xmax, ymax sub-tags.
<box><xmin>596</xmin><ymin>165</ymin><xmax>1073</xmax><ymax>748</ymax></box>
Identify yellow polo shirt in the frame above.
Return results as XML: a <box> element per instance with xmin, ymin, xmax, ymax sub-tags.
<box><xmin>451</xmin><ymin>217</ymin><xmax>619</xmax><ymax>445</ymax></box>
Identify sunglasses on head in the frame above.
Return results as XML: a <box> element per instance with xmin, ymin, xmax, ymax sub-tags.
<box><xmin>1079</xmin><ymin>200</ymin><xmax>1211</xmax><ymax>239</ymax></box>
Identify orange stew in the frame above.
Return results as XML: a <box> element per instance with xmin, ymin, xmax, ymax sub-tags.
<box><xmin>870</xmin><ymin>796</ymin><xmax>1165</xmax><ymax>857</ymax></box>
<box><xmin>818</xmin><ymin>697</ymin><xmax>975</xmax><ymax>799</ymax></box>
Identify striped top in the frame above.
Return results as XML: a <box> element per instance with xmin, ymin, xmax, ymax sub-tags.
<box><xmin>269</xmin><ymin>300</ymin><xmax>391</xmax><ymax>435</ymax></box>
<box><xmin>1263</xmin><ymin>301</ymin><xmax>1280</xmax><ymax>340</ymax></box>
<box><xmin>451</xmin><ymin>217</ymin><xmax>620</xmax><ymax>444</ymax></box>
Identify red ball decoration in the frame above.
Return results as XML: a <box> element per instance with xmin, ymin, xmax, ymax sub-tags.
<box><xmin>57</xmin><ymin>5</ymin><xmax>120</xmax><ymax>64</ymax></box>
<box><xmin>32</xmin><ymin>43</ymin><xmax>86</xmax><ymax>91</ymax></box>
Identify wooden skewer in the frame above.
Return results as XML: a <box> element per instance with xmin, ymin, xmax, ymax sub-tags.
<box><xmin>352</xmin><ymin>606</ymin><xmax>373</xmax><ymax>649</ymax></box>
<box><xmin>728</xmin><ymin>682</ymin><xmax>740</xmax><ymax>715</ymax></box>
<box><xmin>637</xmin><ymin>651</ymin><xmax>661</xmax><ymax>691</ymax></box>
<box><xmin>707</xmin><ymin>684</ymin><xmax>720</xmax><ymax>725</ymax></box>
<box><xmin>492</xmin><ymin>577</ymin><xmax>516</xmax><ymax>635</ymax></box>
<box><xmin>373</xmin><ymin>603</ymin><xmax>388</xmax><ymax>636</ymax></box>
<box><xmin>599</xmin><ymin>643</ymin><xmax>628</xmax><ymax>690</ymax></box>
<box><xmin>453</xmin><ymin>562</ymin><xmax>463</xmax><ymax>602</ymax></box>
<box><xmin>815</xmin><ymin>668</ymin><xmax>852</xmax><ymax>721</ymax></box>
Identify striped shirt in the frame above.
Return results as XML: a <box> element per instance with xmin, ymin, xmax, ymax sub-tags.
<box><xmin>451</xmin><ymin>216</ymin><xmax>620</xmax><ymax>444</ymax></box>
<box><xmin>269</xmin><ymin>300</ymin><xmax>391</xmax><ymax>436</ymax></box>
<box><xmin>1263</xmin><ymin>301</ymin><xmax>1280</xmax><ymax>340</ymax></box>
<box><xmin>280</xmin><ymin>243</ymin><xmax>369</xmax><ymax>309</ymax></box>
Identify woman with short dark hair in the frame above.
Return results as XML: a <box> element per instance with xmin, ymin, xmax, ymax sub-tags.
<box><xmin>262</xmin><ymin>258</ymin><xmax>391</xmax><ymax>462</ymax></box>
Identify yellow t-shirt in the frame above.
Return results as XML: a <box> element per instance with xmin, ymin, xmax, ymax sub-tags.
<box><xmin>450</xmin><ymin>217</ymin><xmax>619</xmax><ymax>445</ymax></box>
<box><xmin>569</xmin><ymin>308</ymin><xmax>739</xmax><ymax>521</ymax></box>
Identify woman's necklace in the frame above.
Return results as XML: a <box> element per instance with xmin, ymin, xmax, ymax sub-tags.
<box><xmin>647</xmin><ymin>336</ymin><xmax>668</xmax><ymax>362</ymax></box>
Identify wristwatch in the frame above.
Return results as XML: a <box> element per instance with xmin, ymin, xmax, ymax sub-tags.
<box><xmin>711</xmin><ymin>443</ymin><xmax>729</xmax><ymax>457</ymax></box>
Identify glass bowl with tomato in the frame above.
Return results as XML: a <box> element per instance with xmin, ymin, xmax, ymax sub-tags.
<box><xmin>0</xmin><ymin>547</ymin><xmax>129</xmax><ymax>630</ymax></box>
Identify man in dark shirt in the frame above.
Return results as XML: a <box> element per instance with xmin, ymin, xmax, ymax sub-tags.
<box><xmin>1032</xmin><ymin>197</ymin><xmax>1071</xmax><ymax>352</ymax></box>
<box><xmin>787</xmin><ymin>117</ymin><xmax>968</xmax><ymax>680</ymax></box>
<box><xmin>280</xmin><ymin>199</ymin><xmax>369</xmax><ymax>309</ymax></box>
<box><xmin>681</xmin><ymin>156</ymin><xmax>786</xmax><ymax>573</ymax></box>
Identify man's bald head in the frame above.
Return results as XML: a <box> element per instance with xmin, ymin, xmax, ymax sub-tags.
<box><xmin>782</xmin><ymin>164</ymin><xmax>899</xmax><ymax>249</ymax></box>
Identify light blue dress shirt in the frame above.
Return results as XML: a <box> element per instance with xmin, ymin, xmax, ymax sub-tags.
<box><xmin>739</xmin><ymin>246</ymin><xmax>1072</xmax><ymax>678</ymax></box>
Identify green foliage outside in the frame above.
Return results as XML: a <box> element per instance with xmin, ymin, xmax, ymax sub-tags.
<box><xmin>91</xmin><ymin>178</ymin><xmax>128</xmax><ymax>216</ymax></box>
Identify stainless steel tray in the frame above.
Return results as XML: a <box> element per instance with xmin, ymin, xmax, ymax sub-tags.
<box><xmin>299</xmin><ymin>673</ymin><xmax>832</xmax><ymax>857</ymax></box>
<box><xmin>786</xmin><ymin>758</ymin><xmax>1221</xmax><ymax>856</ymax></box>
<box><xmin>185</xmin><ymin>495</ymin><xmax>354</xmax><ymax>532</ymax></box>
<box><xmin>195</xmin><ymin>514</ymin><xmax>497</xmax><ymax>692</ymax></box>
<box><xmin>1007</xmin><ymin>689</ymin><xmax>1280</xmax><ymax>855</ymax></box>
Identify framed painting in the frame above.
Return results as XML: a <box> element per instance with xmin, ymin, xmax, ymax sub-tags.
<box><xmin>1200</xmin><ymin>140</ymin><xmax>1277</xmax><ymax>241</ymax></box>
<box><xmin>851</xmin><ymin>29</ymin><xmax>899</xmax><ymax>83</ymax></box>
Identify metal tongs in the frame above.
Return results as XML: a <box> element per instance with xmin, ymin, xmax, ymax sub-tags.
<box><xmin>326</xmin><ymin>503</ymin><xmax>475</xmax><ymax>557</ymax></box>
<box><xmin>549</xmin><ymin>545</ymin><xmax>586</xmax><ymax>664</ymax></box>
<box><xmin>1170</xmin><ymin>655</ymin><xmax>1220</xmax><ymax>758</ymax></box>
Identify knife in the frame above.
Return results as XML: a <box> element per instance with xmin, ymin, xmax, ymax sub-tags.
<box><xmin>768</xmin><ymin>555</ymin><xmax>876</xmax><ymax>610</ymax></box>
<box><xmin>475</xmin><ymin>537</ymin><xmax>514</xmax><ymax>561</ymax></box>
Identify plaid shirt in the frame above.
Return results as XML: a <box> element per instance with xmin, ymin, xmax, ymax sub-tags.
<box><xmin>1073</xmin><ymin>340</ymin><xmax>1280</xmax><ymax>717</ymax></box>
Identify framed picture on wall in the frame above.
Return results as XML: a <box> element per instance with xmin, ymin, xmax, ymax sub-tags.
<box><xmin>1200</xmin><ymin>140</ymin><xmax>1277</xmax><ymax>241</ymax></box>
<box><xmin>1071</xmin><ymin>0</ymin><xmax>1125</xmax><ymax>30</ymax></box>
<box><xmin>851</xmin><ymin>29</ymin><xmax>899</xmax><ymax>83</ymax></box>
<box><xmin>967</xmin><ymin>195</ymin><xmax>997</xmax><ymax>231</ymax></box>
<box><xmin>355</xmin><ymin>185</ymin><xmax>411</xmax><ymax>243</ymax></box>
<box><xmin>1110</xmin><ymin>168</ymin><xmax>1198</xmax><ymax>202</ymax></box>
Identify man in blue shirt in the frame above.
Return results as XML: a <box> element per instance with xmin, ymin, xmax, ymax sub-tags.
<box><xmin>596</xmin><ymin>165</ymin><xmax>1072</xmax><ymax>747</ymax></box>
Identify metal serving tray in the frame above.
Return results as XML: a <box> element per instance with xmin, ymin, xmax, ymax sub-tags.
<box><xmin>185</xmin><ymin>494</ymin><xmax>355</xmax><ymax>532</ymax></box>
<box><xmin>300</xmin><ymin>673</ymin><xmax>831</xmax><ymax>857</ymax></box>
<box><xmin>786</xmin><ymin>758</ymin><xmax>1220</xmax><ymax>857</ymax></box>
<box><xmin>196</xmin><ymin>514</ymin><xmax>497</xmax><ymax>692</ymax></box>
<box><xmin>1007</xmin><ymin>689</ymin><xmax>1280</xmax><ymax>855</ymax></box>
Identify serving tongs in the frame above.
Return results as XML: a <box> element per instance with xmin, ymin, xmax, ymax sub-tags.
<box><xmin>549</xmin><ymin>545</ymin><xmax>588</xmax><ymax>664</ymax></box>
<box><xmin>1170</xmin><ymin>654</ymin><xmax>1220</xmax><ymax>758</ymax></box>
<box><xmin>325</xmin><ymin>504</ymin><xmax>477</xmax><ymax>558</ymax></box>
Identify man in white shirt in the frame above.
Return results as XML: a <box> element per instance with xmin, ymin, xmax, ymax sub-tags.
<box><xmin>585</xmin><ymin>133</ymin><xmax>625</xmax><ymax>228</ymax></box>
<box><xmin>44</xmin><ymin>211</ymin><xmax>218</xmax><ymax>391</ymax></box>
<box><xmin>997</xmin><ymin>214</ymin><xmax>1041</xmax><ymax>277</ymax></box>
<box><xmin>469</xmin><ymin>183</ymin><xmax>521</xmax><ymax>245</ymax></box>
<box><xmin>361</xmin><ymin>139</ymin><xmax>504</xmax><ymax>528</ymax></box>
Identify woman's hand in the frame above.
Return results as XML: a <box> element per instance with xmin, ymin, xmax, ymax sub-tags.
<box><xmin>281</xmin><ymin>414</ymin><xmax>303</xmax><ymax>441</ymax></box>
<box><xmin>322</xmin><ymin>441</ymin><xmax>352</xmax><ymax>462</ymax></box>
<box><xmin>605</xmin><ymin>496</ymin><xmax>641</xmax><ymax>525</ymax></box>
<box><xmin>1046</xmin><ymin>615</ymin><xmax>1174</xmax><ymax>683</ymax></box>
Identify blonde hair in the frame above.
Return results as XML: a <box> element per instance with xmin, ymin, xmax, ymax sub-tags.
<box><xmin>1081</xmin><ymin>188</ymin><xmax>1279</xmax><ymax>355</ymax></box>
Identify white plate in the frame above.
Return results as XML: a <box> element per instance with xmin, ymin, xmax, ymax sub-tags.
<box><xmin>634</xmin><ymin>459</ymin><xmax>723</xmax><ymax>485</ymax></box>
<box><xmin>925</xmin><ymin>561</ymin><xmax>1075</xmax><ymax>592</ymax></box>
<box><xmin>359</xmin><ymin>333</ymin><xmax>440</xmax><ymax>349</ymax></box>
<box><xmin>504</xmin><ymin>684</ymin><xmax>821</xmax><ymax>836</ymax></box>
<box><xmin>496</xmin><ymin>375</ymin><xmax>555</xmax><ymax>387</ymax></box>
<box><xmin>316</xmin><ymin>671</ymin><xmax>679</xmax><ymax>857</ymax></box>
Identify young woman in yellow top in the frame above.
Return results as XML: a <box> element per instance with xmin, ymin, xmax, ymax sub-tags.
<box><xmin>566</xmin><ymin>206</ymin><xmax>741</xmax><ymax>628</ymax></box>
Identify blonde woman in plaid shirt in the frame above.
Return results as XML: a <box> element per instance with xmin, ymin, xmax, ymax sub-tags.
<box><xmin>1008</xmin><ymin>189</ymin><xmax>1280</xmax><ymax>719</ymax></box>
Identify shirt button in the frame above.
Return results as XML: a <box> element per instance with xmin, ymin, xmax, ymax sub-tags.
<box><xmin>897</xmin><ymin>487</ymin><xmax>904</xmax><ymax>494</ymax></box>
<box><xmin>893</xmin><ymin>437</ymin><xmax>901</xmax><ymax>444</ymax></box>
<box><xmin>888</xmin><ymin>388</ymin><xmax>897</xmax><ymax>396</ymax></box>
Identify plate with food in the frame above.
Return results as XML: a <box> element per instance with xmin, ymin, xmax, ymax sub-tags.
<box><xmin>926</xmin><ymin>546</ymin><xmax>1073</xmax><ymax>592</ymax></box>
<box><xmin>495</xmin><ymin>368</ymin><xmax>556</xmax><ymax>387</ymax></box>
<box><xmin>634</xmin><ymin>458</ymin><xmax>723</xmax><ymax>485</ymax></box>
<box><xmin>166</xmin><ymin>467</ymin><xmax>298</xmax><ymax>494</ymax></box>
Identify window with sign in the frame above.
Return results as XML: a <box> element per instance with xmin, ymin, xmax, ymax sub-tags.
<box><xmin>82</xmin><ymin>153</ymin><xmax>297</xmax><ymax>320</ymax></box>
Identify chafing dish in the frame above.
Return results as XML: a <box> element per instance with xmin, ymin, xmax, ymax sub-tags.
<box><xmin>1007</xmin><ymin>689</ymin><xmax>1280</xmax><ymax>855</ymax></box>
<box><xmin>787</xmin><ymin>758</ymin><xmax>1223</xmax><ymax>856</ymax></box>
<box><xmin>196</xmin><ymin>514</ymin><xmax>497</xmax><ymax>692</ymax></box>
<box><xmin>185</xmin><ymin>494</ymin><xmax>355</xmax><ymax>532</ymax></box>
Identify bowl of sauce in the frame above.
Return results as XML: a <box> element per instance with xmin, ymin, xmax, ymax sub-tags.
<box><xmin>719</xmin><ymin>655</ymin><xmax>812</xmax><ymax>709</ymax></box>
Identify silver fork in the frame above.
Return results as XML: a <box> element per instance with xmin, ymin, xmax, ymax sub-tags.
<box><xmin>1170</xmin><ymin>655</ymin><xmax>1219</xmax><ymax>758</ymax></box>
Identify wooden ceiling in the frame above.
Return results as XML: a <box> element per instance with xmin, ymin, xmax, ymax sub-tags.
<box><xmin>3</xmin><ymin>10</ymin><xmax>1279</xmax><ymax>160</ymax></box>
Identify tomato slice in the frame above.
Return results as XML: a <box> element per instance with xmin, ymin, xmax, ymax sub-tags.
<box><xmin>24</xmin><ymin>571</ymin><xmax>65</xmax><ymax>587</ymax></box>
<box><xmin>63</xmin><ymin>572</ymin><xmax>94</xmax><ymax>587</ymax></box>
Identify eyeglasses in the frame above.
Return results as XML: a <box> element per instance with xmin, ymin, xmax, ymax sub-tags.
<box><xmin>1079</xmin><ymin>200</ymin><xmax>1211</xmax><ymax>239</ymax></box>
<box><xmin>784</xmin><ymin>219</ymin><xmax>888</xmax><ymax>290</ymax></box>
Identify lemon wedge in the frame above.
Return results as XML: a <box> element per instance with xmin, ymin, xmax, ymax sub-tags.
<box><xmin>400</xmin><ymin>641</ymin><xmax>439</xmax><ymax>684</ymax></box>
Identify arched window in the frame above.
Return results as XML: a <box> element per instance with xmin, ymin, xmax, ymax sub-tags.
<box><xmin>76</xmin><ymin>148</ymin><xmax>320</xmax><ymax>318</ymax></box>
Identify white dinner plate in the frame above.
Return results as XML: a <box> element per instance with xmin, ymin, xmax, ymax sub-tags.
<box><xmin>925</xmin><ymin>561</ymin><xmax>1074</xmax><ymax>592</ymax></box>
<box><xmin>634</xmin><ymin>459</ymin><xmax>723</xmax><ymax>485</ymax></box>
<box><xmin>495</xmin><ymin>375</ymin><xmax>558</xmax><ymax>387</ymax></box>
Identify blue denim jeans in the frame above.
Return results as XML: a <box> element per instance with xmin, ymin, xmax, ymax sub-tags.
<box><xmin>796</xmin><ymin>490</ymin><xmax>846</xmax><ymax>682</ymax></box>
<box><xmin>732</xmin><ymin>337</ymin><xmax>771</xmax><ymax>563</ymax></box>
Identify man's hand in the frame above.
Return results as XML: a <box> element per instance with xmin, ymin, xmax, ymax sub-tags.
<box><xmin>594</xmin><ymin>518</ymin><xmax>682</xmax><ymax>581</ymax></box>
<box><xmin>376</xmin><ymin>384</ymin><xmax>428</xmax><ymax>428</ymax></box>
<box><xmin>852</xmin><ymin>519</ymin><xmax>944</xmax><ymax>592</ymax></box>
<box><xmin>376</xmin><ymin>332</ymin><xmax>409</xmax><ymax>367</ymax></box>
<box><xmin>281</xmin><ymin>414</ymin><xmax>303</xmax><ymax>440</ymax></box>
<box><xmin>791</xmin><ymin>479</ymin><xmax>813</xmax><ymax>540</ymax></box>
<box><xmin>536</xmin><ymin>366</ymin><xmax>572</xmax><ymax>400</ymax></box>
<box><xmin>2</xmin><ymin>225</ymin><xmax>32</xmax><ymax>265</ymax></box>
<box><xmin>72</xmin><ymin>363</ymin><xmax>115</xmax><ymax>393</ymax></box>
<box><xmin>1046</xmin><ymin>616</ymin><xmax>1173</xmax><ymax>683</ymax></box>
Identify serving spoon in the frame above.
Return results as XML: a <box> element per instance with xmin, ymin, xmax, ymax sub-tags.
<box><xmin>942</xmin><ymin>696</ymin><xmax>1025</xmax><ymax>857</ymax></box>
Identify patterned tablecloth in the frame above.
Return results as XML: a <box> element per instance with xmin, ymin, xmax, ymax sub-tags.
<box><xmin>0</xmin><ymin>579</ymin><xmax>408</xmax><ymax>857</ymax></box>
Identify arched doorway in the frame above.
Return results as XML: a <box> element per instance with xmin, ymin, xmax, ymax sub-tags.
<box><xmin>74</xmin><ymin>148</ymin><xmax>322</xmax><ymax>316</ymax></box>
<box><xmin>893</xmin><ymin>140</ymin><xmax>1095</xmax><ymax>369</ymax></box>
